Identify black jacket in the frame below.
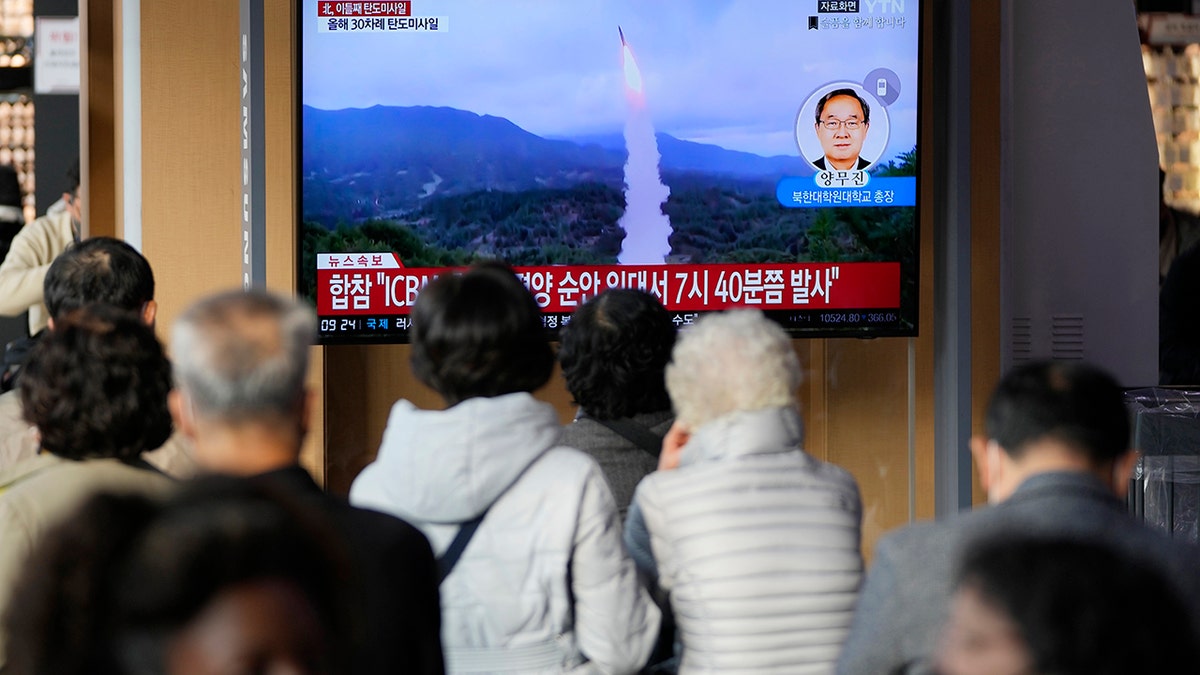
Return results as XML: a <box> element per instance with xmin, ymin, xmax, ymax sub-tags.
<box><xmin>254</xmin><ymin>465</ymin><xmax>445</xmax><ymax>675</ymax></box>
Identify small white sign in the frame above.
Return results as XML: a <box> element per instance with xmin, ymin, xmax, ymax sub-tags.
<box><xmin>1145</xmin><ymin>13</ymin><xmax>1200</xmax><ymax>46</ymax></box>
<box><xmin>35</xmin><ymin>17</ymin><xmax>81</xmax><ymax>95</ymax></box>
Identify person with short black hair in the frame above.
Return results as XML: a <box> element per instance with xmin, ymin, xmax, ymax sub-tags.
<box><xmin>837</xmin><ymin>360</ymin><xmax>1200</xmax><ymax>675</ymax></box>
<box><xmin>558</xmin><ymin>288</ymin><xmax>676</xmax><ymax>520</ymax></box>
<box><xmin>0</xmin><ymin>159</ymin><xmax>82</xmax><ymax>335</ymax></box>
<box><xmin>5</xmin><ymin>235</ymin><xmax>157</xmax><ymax>396</ymax></box>
<box><xmin>0</xmin><ymin>237</ymin><xmax>192</xmax><ymax>477</ymax></box>
<box><xmin>42</xmin><ymin>236</ymin><xmax>155</xmax><ymax>324</ymax></box>
<box><xmin>408</xmin><ymin>262</ymin><xmax>555</xmax><ymax>403</ymax></box>
<box><xmin>171</xmin><ymin>288</ymin><xmax>444</xmax><ymax>674</ymax></box>
<box><xmin>936</xmin><ymin>536</ymin><xmax>1200</xmax><ymax>675</ymax></box>
<box><xmin>0</xmin><ymin>306</ymin><xmax>174</xmax><ymax>668</ymax></box>
<box><xmin>4</xmin><ymin>478</ymin><xmax>353</xmax><ymax>675</ymax></box>
<box><xmin>351</xmin><ymin>262</ymin><xmax>660</xmax><ymax>674</ymax></box>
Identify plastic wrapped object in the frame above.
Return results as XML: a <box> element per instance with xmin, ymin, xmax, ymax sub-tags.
<box><xmin>1126</xmin><ymin>388</ymin><xmax>1200</xmax><ymax>544</ymax></box>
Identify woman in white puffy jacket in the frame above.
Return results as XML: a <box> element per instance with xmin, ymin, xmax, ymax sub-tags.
<box><xmin>350</xmin><ymin>262</ymin><xmax>661</xmax><ymax>674</ymax></box>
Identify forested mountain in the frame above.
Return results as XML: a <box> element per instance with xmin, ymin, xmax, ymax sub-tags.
<box><xmin>299</xmin><ymin>105</ymin><xmax>917</xmax><ymax>321</ymax></box>
<box><xmin>564</xmin><ymin>132</ymin><xmax>810</xmax><ymax>178</ymax></box>
<box><xmin>302</xmin><ymin>105</ymin><xmax>810</xmax><ymax>226</ymax></box>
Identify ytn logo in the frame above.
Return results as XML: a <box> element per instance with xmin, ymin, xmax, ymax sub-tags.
<box><xmin>863</xmin><ymin>0</ymin><xmax>904</xmax><ymax>13</ymax></box>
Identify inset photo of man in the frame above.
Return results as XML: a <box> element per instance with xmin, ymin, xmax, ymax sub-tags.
<box><xmin>797</xmin><ymin>84</ymin><xmax>890</xmax><ymax>173</ymax></box>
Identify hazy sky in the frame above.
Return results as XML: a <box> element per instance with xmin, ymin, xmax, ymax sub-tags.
<box><xmin>303</xmin><ymin>0</ymin><xmax>919</xmax><ymax>160</ymax></box>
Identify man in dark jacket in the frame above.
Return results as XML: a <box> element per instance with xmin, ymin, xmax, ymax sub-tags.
<box><xmin>170</xmin><ymin>289</ymin><xmax>444</xmax><ymax>675</ymax></box>
<box><xmin>837</xmin><ymin>360</ymin><xmax>1200</xmax><ymax>675</ymax></box>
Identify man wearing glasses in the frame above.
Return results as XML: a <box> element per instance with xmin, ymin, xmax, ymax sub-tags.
<box><xmin>812</xmin><ymin>88</ymin><xmax>873</xmax><ymax>171</ymax></box>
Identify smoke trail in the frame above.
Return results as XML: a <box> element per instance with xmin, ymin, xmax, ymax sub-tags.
<box><xmin>618</xmin><ymin>111</ymin><xmax>672</xmax><ymax>264</ymax></box>
<box><xmin>617</xmin><ymin>49</ymin><xmax>672</xmax><ymax>264</ymax></box>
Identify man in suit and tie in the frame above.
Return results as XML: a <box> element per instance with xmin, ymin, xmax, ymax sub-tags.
<box><xmin>812</xmin><ymin>88</ymin><xmax>873</xmax><ymax>171</ymax></box>
<box><xmin>837</xmin><ymin>360</ymin><xmax>1200</xmax><ymax>675</ymax></box>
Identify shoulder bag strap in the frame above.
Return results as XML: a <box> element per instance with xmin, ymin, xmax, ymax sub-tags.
<box><xmin>122</xmin><ymin>455</ymin><xmax>168</xmax><ymax>476</ymax></box>
<box><xmin>436</xmin><ymin>447</ymin><xmax>549</xmax><ymax>585</ymax></box>
<box><xmin>437</xmin><ymin>510</ymin><xmax>487</xmax><ymax>584</ymax></box>
<box><xmin>594</xmin><ymin>416</ymin><xmax>665</xmax><ymax>459</ymax></box>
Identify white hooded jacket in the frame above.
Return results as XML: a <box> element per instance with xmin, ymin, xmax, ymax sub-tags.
<box><xmin>350</xmin><ymin>392</ymin><xmax>660</xmax><ymax>674</ymax></box>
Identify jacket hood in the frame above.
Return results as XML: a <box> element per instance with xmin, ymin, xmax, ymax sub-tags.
<box><xmin>350</xmin><ymin>392</ymin><xmax>561</xmax><ymax>524</ymax></box>
<box><xmin>680</xmin><ymin>405</ymin><xmax>805</xmax><ymax>467</ymax></box>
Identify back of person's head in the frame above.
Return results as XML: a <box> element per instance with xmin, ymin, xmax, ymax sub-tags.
<box><xmin>410</xmin><ymin>261</ymin><xmax>553</xmax><ymax>405</ymax></box>
<box><xmin>19</xmin><ymin>305</ymin><xmax>172</xmax><ymax>461</ymax></box>
<box><xmin>114</xmin><ymin>478</ymin><xmax>347</xmax><ymax>674</ymax></box>
<box><xmin>985</xmin><ymin>360</ymin><xmax>1129</xmax><ymax>465</ymax></box>
<box><xmin>559</xmin><ymin>288</ymin><xmax>675</xmax><ymax>420</ymax></box>
<box><xmin>172</xmin><ymin>289</ymin><xmax>315</xmax><ymax>426</ymax></box>
<box><xmin>44</xmin><ymin>237</ymin><xmax>155</xmax><ymax>321</ymax></box>
<box><xmin>938</xmin><ymin>535</ymin><xmax>1200</xmax><ymax>675</ymax></box>
<box><xmin>4</xmin><ymin>478</ymin><xmax>349</xmax><ymax>675</ymax></box>
<box><xmin>665</xmin><ymin>309</ymin><xmax>800</xmax><ymax>429</ymax></box>
<box><xmin>4</xmin><ymin>491</ymin><xmax>158</xmax><ymax>675</ymax></box>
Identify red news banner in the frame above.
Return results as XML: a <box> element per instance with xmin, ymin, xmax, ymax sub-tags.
<box><xmin>317</xmin><ymin>2</ymin><xmax>411</xmax><ymax>16</ymax></box>
<box><xmin>317</xmin><ymin>253</ymin><xmax>900</xmax><ymax>315</ymax></box>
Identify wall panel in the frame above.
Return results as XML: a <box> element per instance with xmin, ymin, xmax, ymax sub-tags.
<box><xmin>970</xmin><ymin>0</ymin><xmax>1002</xmax><ymax>502</ymax></box>
<box><xmin>140</xmin><ymin>1</ymin><xmax>241</xmax><ymax>335</ymax></box>
<box><xmin>81</xmin><ymin>0</ymin><xmax>116</xmax><ymax>239</ymax></box>
<box><xmin>139</xmin><ymin>0</ymin><xmax>325</xmax><ymax>474</ymax></box>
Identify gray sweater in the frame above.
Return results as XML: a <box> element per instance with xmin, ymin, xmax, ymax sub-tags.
<box><xmin>559</xmin><ymin>409</ymin><xmax>673</xmax><ymax>523</ymax></box>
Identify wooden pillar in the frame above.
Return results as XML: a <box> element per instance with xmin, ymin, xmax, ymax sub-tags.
<box><xmin>80</xmin><ymin>0</ymin><xmax>115</xmax><ymax>238</ymax></box>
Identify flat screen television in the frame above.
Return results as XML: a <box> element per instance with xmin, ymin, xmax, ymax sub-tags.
<box><xmin>300</xmin><ymin>0</ymin><xmax>921</xmax><ymax>343</ymax></box>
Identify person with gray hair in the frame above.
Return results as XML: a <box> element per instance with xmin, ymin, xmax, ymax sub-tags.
<box><xmin>170</xmin><ymin>289</ymin><xmax>445</xmax><ymax>674</ymax></box>
<box><xmin>624</xmin><ymin>309</ymin><xmax>863</xmax><ymax>673</ymax></box>
<box><xmin>170</xmin><ymin>289</ymin><xmax>316</xmax><ymax>474</ymax></box>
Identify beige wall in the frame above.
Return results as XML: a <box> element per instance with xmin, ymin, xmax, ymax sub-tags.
<box><xmin>137</xmin><ymin>0</ymin><xmax>324</xmax><ymax>475</ymax></box>
<box><xmin>114</xmin><ymin>1</ymin><xmax>1001</xmax><ymax>555</ymax></box>
<box><xmin>141</xmin><ymin>0</ymin><xmax>242</xmax><ymax>324</ymax></box>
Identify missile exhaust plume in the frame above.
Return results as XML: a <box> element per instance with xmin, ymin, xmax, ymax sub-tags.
<box><xmin>616</xmin><ymin>28</ymin><xmax>672</xmax><ymax>265</ymax></box>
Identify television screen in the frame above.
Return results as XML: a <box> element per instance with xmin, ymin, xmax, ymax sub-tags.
<box><xmin>301</xmin><ymin>0</ymin><xmax>921</xmax><ymax>342</ymax></box>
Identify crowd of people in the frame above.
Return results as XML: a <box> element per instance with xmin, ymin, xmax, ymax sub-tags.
<box><xmin>0</xmin><ymin>211</ymin><xmax>1193</xmax><ymax>673</ymax></box>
